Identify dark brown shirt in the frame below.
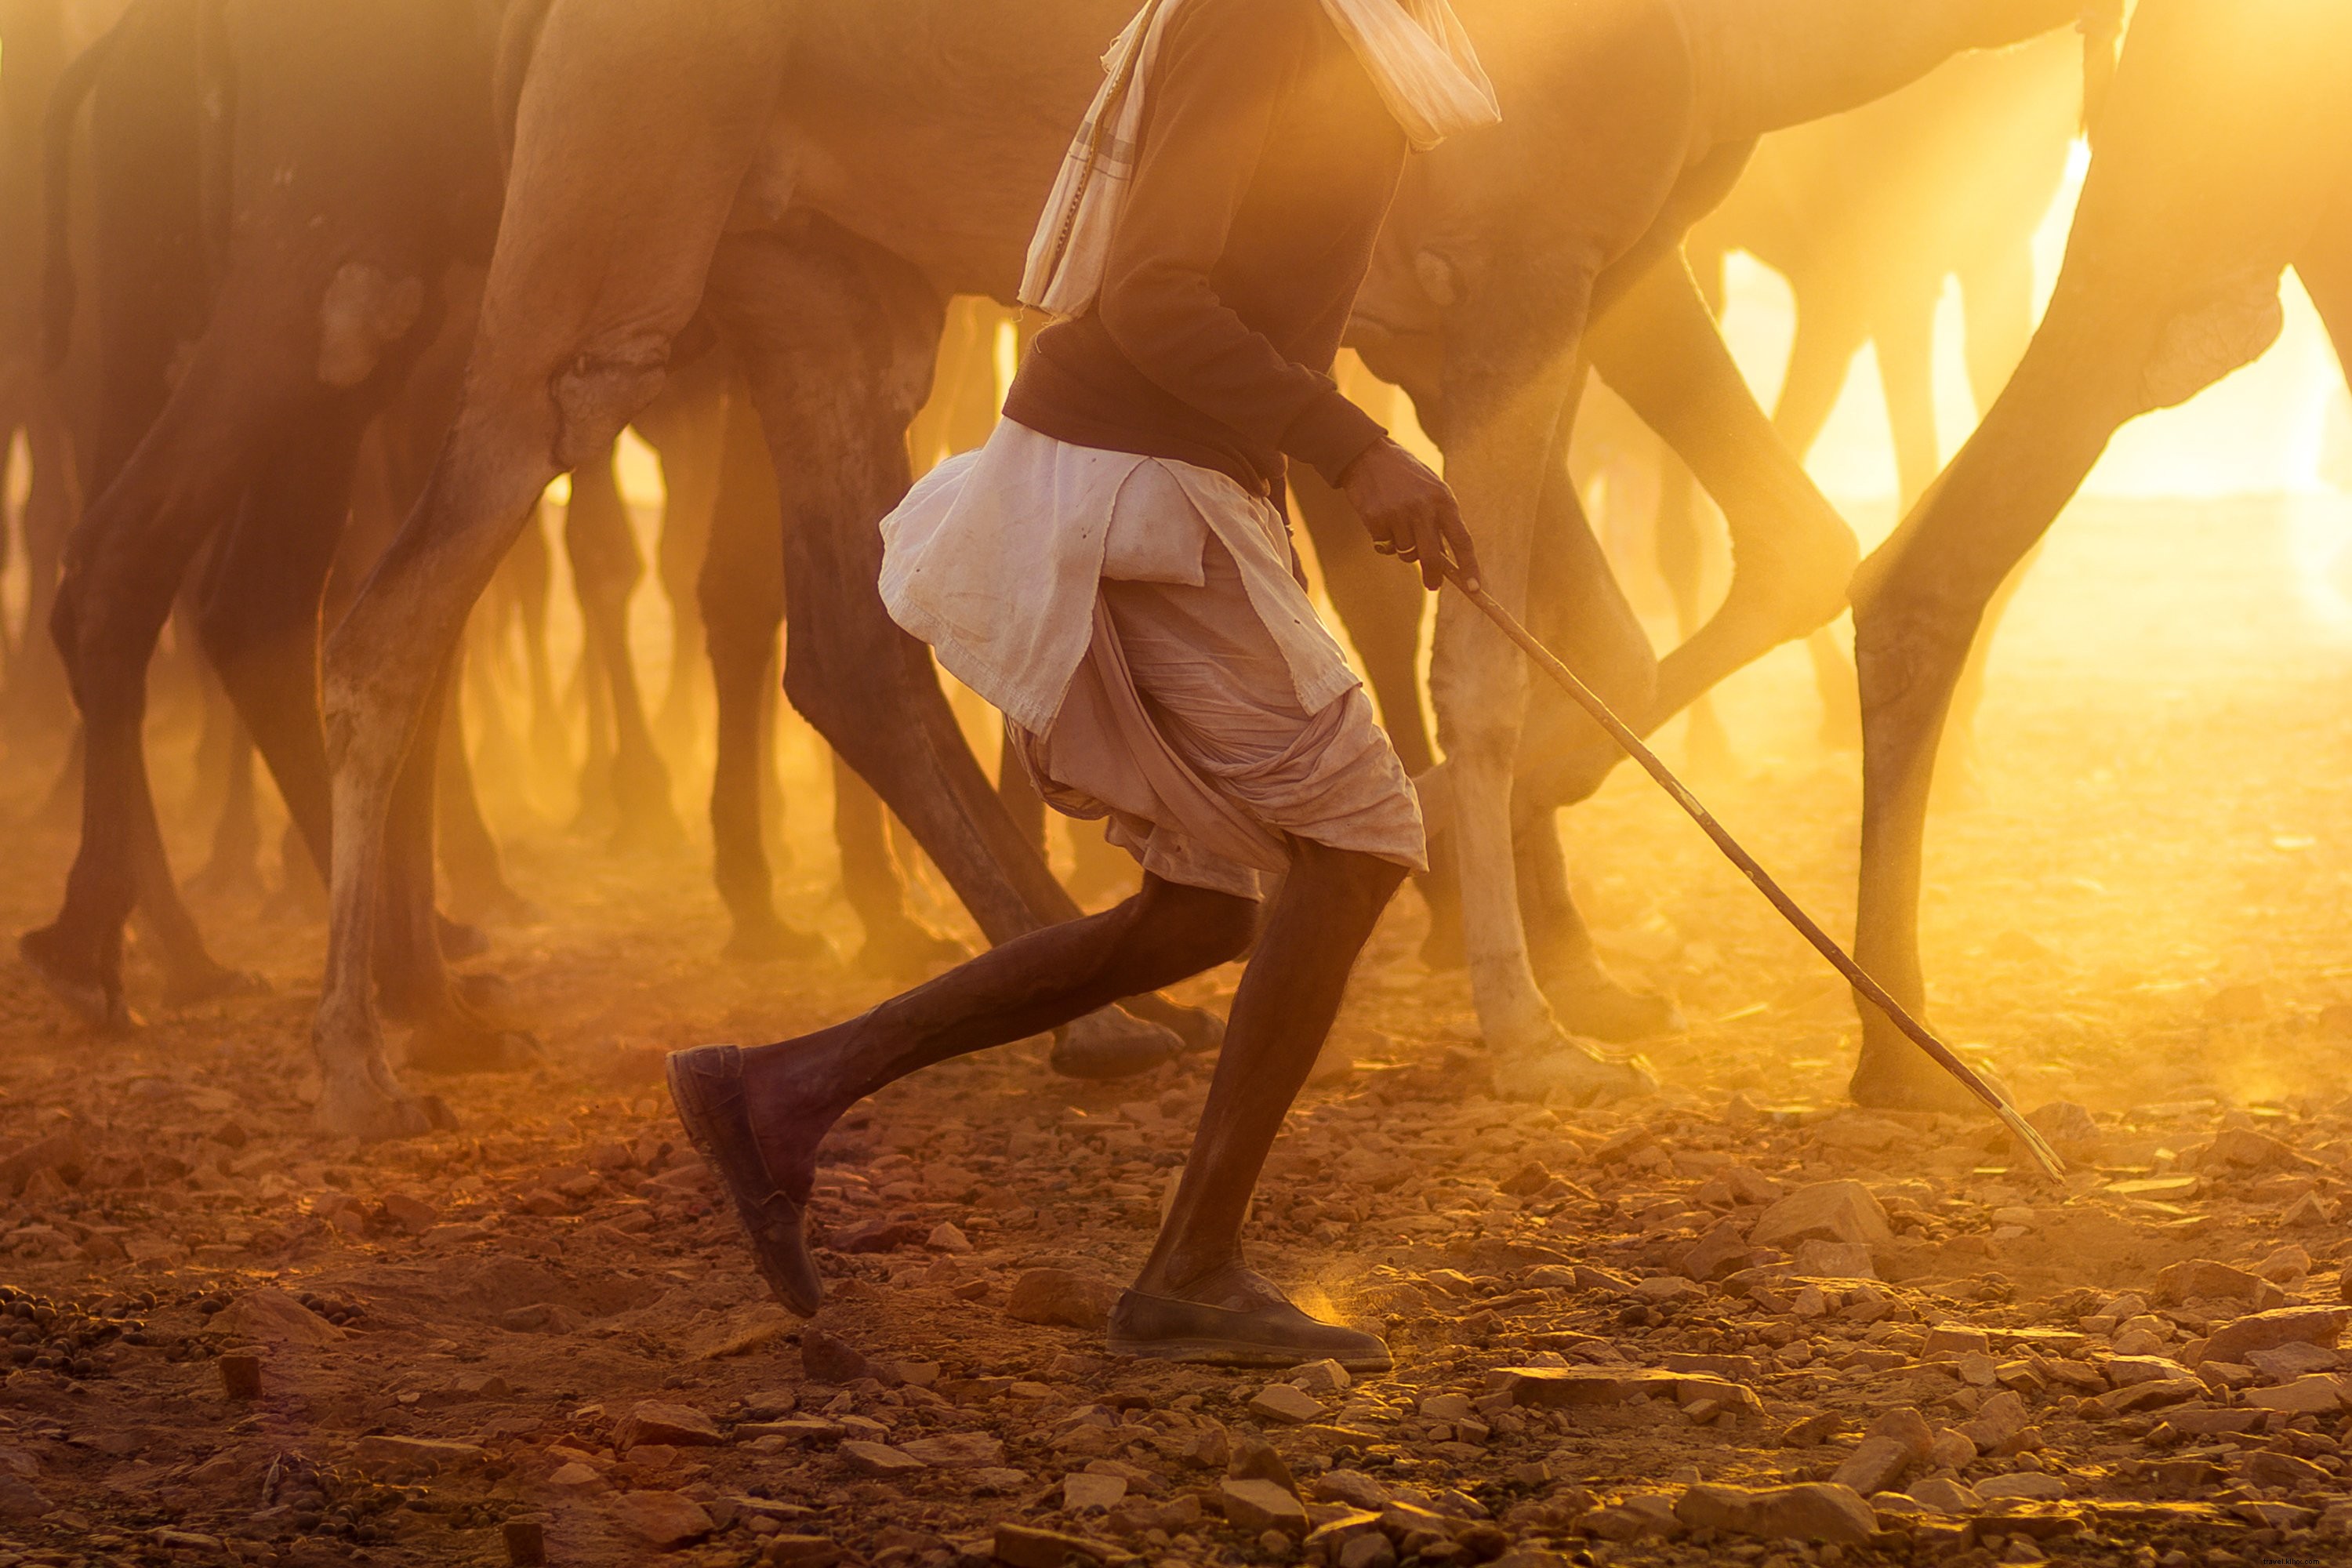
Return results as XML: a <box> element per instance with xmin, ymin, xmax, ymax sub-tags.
<box><xmin>1004</xmin><ymin>0</ymin><xmax>1406</xmax><ymax>496</ymax></box>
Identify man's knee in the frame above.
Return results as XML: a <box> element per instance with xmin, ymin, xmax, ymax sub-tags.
<box><xmin>1295</xmin><ymin>840</ymin><xmax>1410</xmax><ymax>912</ymax></box>
<box><xmin>1136</xmin><ymin>877</ymin><xmax>1259</xmax><ymax>971</ymax></box>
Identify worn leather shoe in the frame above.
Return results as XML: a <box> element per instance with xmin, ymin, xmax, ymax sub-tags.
<box><xmin>1108</xmin><ymin>1272</ymin><xmax>1390</xmax><ymax>1372</ymax></box>
<box><xmin>665</xmin><ymin>1044</ymin><xmax>825</xmax><ymax>1316</ymax></box>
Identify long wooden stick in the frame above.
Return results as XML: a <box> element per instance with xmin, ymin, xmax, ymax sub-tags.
<box><xmin>1451</xmin><ymin>579</ymin><xmax>2065</xmax><ymax>1183</ymax></box>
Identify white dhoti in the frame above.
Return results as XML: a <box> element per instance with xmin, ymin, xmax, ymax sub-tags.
<box><xmin>880</xmin><ymin>419</ymin><xmax>1425</xmax><ymax>898</ymax></box>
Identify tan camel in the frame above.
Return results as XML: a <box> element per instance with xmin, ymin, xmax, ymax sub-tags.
<box><xmin>310</xmin><ymin>0</ymin><xmax>2089</xmax><ymax>1136</ymax></box>
<box><xmin>1849</xmin><ymin>0</ymin><xmax>2352</xmax><ymax>1110</ymax></box>
<box><xmin>1668</xmin><ymin>28</ymin><xmax>2082</xmax><ymax>772</ymax></box>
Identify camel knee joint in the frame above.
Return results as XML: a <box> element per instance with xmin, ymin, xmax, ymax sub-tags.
<box><xmin>551</xmin><ymin>343</ymin><xmax>670</xmax><ymax>471</ymax></box>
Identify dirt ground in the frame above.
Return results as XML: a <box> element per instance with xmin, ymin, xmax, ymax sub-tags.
<box><xmin>6</xmin><ymin>493</ymin><xmax>2352</xmax><ymax>1568</ymax></box>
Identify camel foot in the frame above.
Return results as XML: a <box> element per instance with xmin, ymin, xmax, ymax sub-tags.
<box><xmin>854</xmin><ymin>916</ymin><xmax>970</xmax><ymax>983</ymax></box>
<box><xmin>314</xmin><ymin>1069</ymin><xmax>455</xmax><ymax>1140</ymax></box>
<box><xmin>161</xmin><ymin>961</ymin><xmax>270</xmax><ymax>1011</ymax></box>
<box><xmin>724</xmin><ymin>918</ymin><xmax>835</xmax><ymax>966</ymax></box>
<box><xmin>1849</xmin><ymin>1042</ymin><xmax>1999</xmax><ymax>1118</ymax></box>
<box><xmin>1539</xmin><ymin>964</ymin><xmax>1684</xmax><ymax>1044</ymax></box>
<box><xmin>1491</xmin><ymin>1033</ymin><xmax>1657</xmax><ymax>1107</ymax></box>
<box><xmin>1121</xmin><ymin>993</ymin><xmax>1225</xmax><ymax>1054</ymax></box>
<box><xmin>1051</xmin><ymin>1007</ymin><xmax>1181</xmax><ymax>1080</ymax></box>
<box><xmin>452</xmin><ymin>970</ymin><xmax>521</xmax><ymax>1018</ymax></box>
<box><xmin>437</xmin><ymin>914</ymin><xmax>492</xmax><ymax>962</ymax></box>
<box><xmin>403</xmin><ymin>1007</ymin><xmax>543</xmax><ymax>1075</ymax></box>
<box><xmin>18</xmin><ymin>926</ymin><xmax>137</xmax><ymax>1033</ymax></box>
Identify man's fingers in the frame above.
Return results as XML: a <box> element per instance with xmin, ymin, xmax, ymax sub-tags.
<box><xmin>1438</xmin><ymin>506</ymin><xmax>1483</xmax><ymax>591</ymax></box>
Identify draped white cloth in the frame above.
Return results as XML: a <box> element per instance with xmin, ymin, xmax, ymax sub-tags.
<box><xmin>1018</xmin><ymin>0</ymin><xmax>1500</xmax><ymax>320</ymax></box>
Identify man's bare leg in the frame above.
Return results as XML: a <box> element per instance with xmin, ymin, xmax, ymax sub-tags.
<box><xmin>1113</xmin><ymin>842</ymin><xmax>1404</xmax><ymax>1369</ymax></box>
<box><xmin>670</xmin><ymin>842</ymin><xmax>1403</xmax><ymax>1363</ymax></box>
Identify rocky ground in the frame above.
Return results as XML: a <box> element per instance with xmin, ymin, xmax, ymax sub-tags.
<box><xmin>4</xmin><ymin>495</ymin><xmax>2352</xmax><ymax>1568</ymax></box>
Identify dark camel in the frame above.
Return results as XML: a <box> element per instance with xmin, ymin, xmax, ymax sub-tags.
<box><xmin>21</xmin><ymin>0</ymin><xmax>521</xmax><ymax>1061</ymax></box>
<box><xmin>1849</xmin><ymin>0</ymin><xmax>2352</xmax><ymax>1111</ymax></box>
<box><xmin>307</xmin><ymin>0</ymin><xmax>2084</xmax><ymax>1137</ymax></box>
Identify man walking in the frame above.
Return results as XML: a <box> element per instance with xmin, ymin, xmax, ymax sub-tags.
<box><xmin>670</xmin><ymin>0</ymin><xmax>1496</xmax><ymax>1368</ymax></box>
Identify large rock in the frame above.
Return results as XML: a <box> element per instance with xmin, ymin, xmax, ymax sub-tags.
<box><xmin>2243</xmin><ymin>1375</ymin><xmax>2348</xmax><ymax>1414</ymax></box>
<box><xmin>2201</xmin><ymin>1307</ymin><xmax>2347</xmax><ymax>1368</ymax></box>
<box><xmin>221</xmin><ymin>1289</ymin><xmax>343</xmax><ymax>1348</ymax></box>
<box><xmin>1749</xmin><ymin>1182</ymin><xmax>1892</xmax><ymax>1250</ymax></box>
<box><xmin>1006</xmin><ymin>1269</ymin><xmax>1121</xmax><ymax>1331</ymax></box>
<box><xmin>615</xmin><ymin>1402</ymin><xmax>723</xmax><ymax>1449</ymax></box>
<box><xmin>799</xmin><ymin>1328</ymin><xmax>876</xmax><ymax>1385</ymax></box>
<box><xmin>2153</xmin><ymin>1260</ymin><xmax>2265</xmax><ymax>1307</ymax></box>
<box><xmin>1220</xmin><ymin>1477</ymin><xmax>1309</xmax><ymax>1535</ymax></box>
<box><xmin>610</xmin><ymin>1490</ymin><xmax>713</xmax><ymax>1548</ymax></box>
<box><xmin>1961</xmin><ymin>1391</ymin><xmax>2030</xmax><ymax>1452</ymax></box>
<box><xmin>840</xmin><ymin>1440</ymin><xmax>927</xmax><ymax>1476</ymax></box>
<box><xmin>2205</xmin><ymin>1127</ymin><xmax>2300</xmax><ymax>1169</ymax></box>
<box><xmin>1674</xmin><ymin>1483</ymin><xmax>1876</xmax><ymax>1544</ymax></box>
<box><xmin>1830</xmin><ymin>1438</ymin><xmax>1914</xmax><ymax>1496</ymax></box>
<box><xmin>1680</xmin><ymin>1219</ymin><xmax>1755</xmax><ymax>1282</ymax></box>
<box><xmin>1831</xmin><ymin>1409</ymin><xmax>1934</xmax><ymax>1495</ymax></box>
<box><xmin>1248</xmin><ymin>1384</ymin><xmax>1325</xmax><ymax>1425</ymax></box>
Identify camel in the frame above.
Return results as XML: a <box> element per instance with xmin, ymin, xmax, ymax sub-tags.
<box><xmin>1312</xmin><ymin>0</ymin><xmax>2097</xmax><ymax>1076</ymax></box>
<box><xmin>1668</xmin><ymin>27</ymin><xmax>2083</xmax><ymax>774</ymax></box>
<box><xmin>20</xmin><ymin>2</ymin><xmax>993</xmax><ymax>1053</ymax></box>
<box><xmin>301</xmin><ymin>0</ymin><xmax>2089</xmax><ymax>1137</ymax></box>
<box><xmin>20</xmin><ymin>0</ymin><xmax>522</xmax><ymax>1050</ymax></box>
<box><xmin>1849</xmin><ymin>0</ymin><xmax>2352</xmax><ymax>1111</ymax></box>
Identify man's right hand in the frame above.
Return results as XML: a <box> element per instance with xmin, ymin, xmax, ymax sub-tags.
<box><xmin>1338</xmin><ymin>437</ymin><xmax>1482</xmax><ymax>593</ymax></box>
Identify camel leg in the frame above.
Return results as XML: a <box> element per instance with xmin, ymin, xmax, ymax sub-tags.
<box><xmin>833</xmin><ymin>753</ymin><xmax>968</xmax><ymax>979</ymax></box>
<box><xmin>1759</xmin><ymin>289</ymin><xmax>1875</xmax><ymax>757</ymax></box>
<box><xmin>1926</xmin><ymin>241</ymin><xmax>2049</xmax><ymax>797</ymax></box>
<box><xmin>1850</xmin><ymin>0</ymin><xmax>2347</xmax><ymax>1109</ymax></box>
<box><xmin>316</xmin><ymin>0</ymin><xmax>800</xmax><ymax>1137</ymax></box>
<box><xmin>1430</xmin><ymin>282</ymin><xmax>1657</xmax><ymax>1097</ymax></box>
<box><xmin>500</xmin><ymin>502</ymin><xmax>569</xmax><ymax>797</ymax></box>
<box><xmin>1588</xmin><ymin>258</ymin><xmax>1860</xmax><ymax>752</ymax></box>
<box><xmin>1849</xmin><ymin>336</ymin><xmax>2140</xmax><ymax>1109</ymax></box>
<box><xmin>630</xmin><ymin>354</ymin><xmax>731</xmax><ymax>764</ymax></box>
<box><xmin>699</xmin><ymin>388</ymin><xmax>828</xmax><ymax>964</ymax></box>
<box><xmin>187</xmin><ymin>696</ymin><xmax>264</xmax><ymax>902</ymax></box>
<box><xmin>564</xmin><ymin>442</ymin><xmax>684</xmax><ymax>851</ymax></box>
<box><xmin>16</xmin><ymin>335</ymin><xmax>296</xmax><ymax>1028</ymax></box>
<box><xmin>434</xmin><ymin>656</ymin><xmax>537</xmax><ymax>926</ymax></box>
<box><xmin>1503</xmin><ymin>430</ymin><xmax>1681</xmax><ymax>1042</ymax></box>
<box><xmin>706</xmin><ymin>226</ymin><xmax>1196</xmax><ymax>1078</ymax></box>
